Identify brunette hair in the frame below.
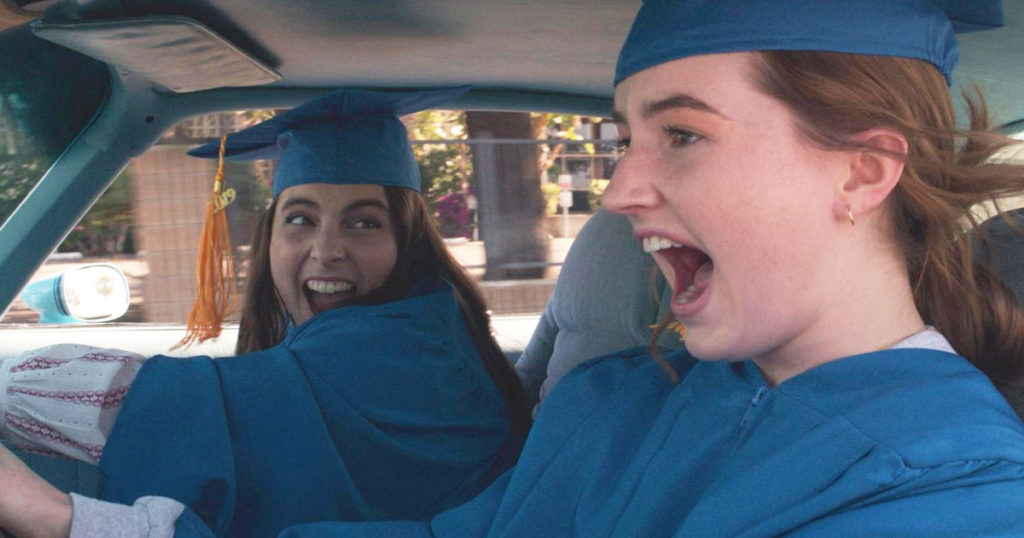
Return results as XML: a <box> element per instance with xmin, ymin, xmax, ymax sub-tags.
<box><xmin>748</xmin><ymin>51</ymin><xmax>1024</xmax><ymax>394</ymax></box>
<box><xmin>652</xmin><ymin>52</ymin><xmax>1024</xmax><ymax>398</ymax></box>
<box><xmin>236</xmin><ymin>186</ymin><xmax>532</xmax><ymax>434</ymax></box>
<box><xmin>653</xmin><ymin>50</ymin><xmax>1024</xmax><ymax>400</ymax></box>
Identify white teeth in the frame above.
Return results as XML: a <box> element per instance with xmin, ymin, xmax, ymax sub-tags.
<box><xmin>306</xmin><ymin>280</ymin><xmax>354</xmax><ymax>294</ymax></box>
<box><xmin>676</xmin><ymin>284</ymin><xmax>697</xmax><ymax>305</ymax></box>
<box><xmin>642</xmin><ymin>235</ymin><xmax>684</xmax><ymax>253</ymax></box>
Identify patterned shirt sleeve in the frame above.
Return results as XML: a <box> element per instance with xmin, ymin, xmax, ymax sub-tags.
<box><xmin>0</xmin><ymin>344</ymin><xmax>146</xmax><ymax>464</ymax></box>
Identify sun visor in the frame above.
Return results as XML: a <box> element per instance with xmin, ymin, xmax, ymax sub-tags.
<box><xmin>31</xmin><ymin>16</ymin><xmax>281</xmax><ymax>93</ymax></box>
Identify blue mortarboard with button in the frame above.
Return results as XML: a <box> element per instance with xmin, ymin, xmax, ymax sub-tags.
<box><xmin>189</xmin><ymin>86</ymin><xmax>469</xmax><ymax>195</ymax></box>
<box><xmin>615</xmin><ymin>0</ymin><xmax>1005</xmax><ymax>87</ymax></box>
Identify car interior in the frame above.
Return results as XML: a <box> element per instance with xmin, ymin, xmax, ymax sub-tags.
<box><xmin>1</xmin><ymin>0</ymin><xmax>1023</xmax><ymax>501</ymax></box>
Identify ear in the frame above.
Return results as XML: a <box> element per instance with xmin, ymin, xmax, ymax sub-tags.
<box><xmin>833</xmin><ymin>129</ymin><xmax>908</xmax><ymax>223</ymax></box>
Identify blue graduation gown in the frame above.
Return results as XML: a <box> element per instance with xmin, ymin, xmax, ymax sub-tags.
<box><xmin>98</xmin><ymin>279</ymin><xmax>522</xmax><ymax>538</ymax></box>
<box><xmin>285</xmin><ymin>347</ymin><xmax>1024</xmax><ymax>537</ymax></box>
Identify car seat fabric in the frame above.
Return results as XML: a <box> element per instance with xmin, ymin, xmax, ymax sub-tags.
<box><xmin>515</xmin><ymin>210</ymin><xmax>681</xmax><ymax>414</ymax></box>
<box><xmin>973</xmin><ymin>207</ymin><xmax>1024</xmax><ymax>303</ymax></box>
<box><xmin>972</xmin><ymin>207</ymin><xmax>1024</xmax><ymax>416</ymax></box>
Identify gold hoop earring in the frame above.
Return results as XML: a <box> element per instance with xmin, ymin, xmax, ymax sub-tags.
<box><xmin>847</xmin><ymin>207</ymin><xmax>856</xmax><ymax>227</ymax></box>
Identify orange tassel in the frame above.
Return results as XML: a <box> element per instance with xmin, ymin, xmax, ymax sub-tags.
<box><xmin>666</xmin><ymin>320</ymin><xmax>686</xmax><ymax>340</ymax></box>
<box><xmin>172</xmin><ymin>135</ymin><xmax>238</xmax><ymax>350</ymax></box>
<box><xmin>650</xmin><ymin>320</ymin><xmax>686</xmax><ymax>341</ymax></box>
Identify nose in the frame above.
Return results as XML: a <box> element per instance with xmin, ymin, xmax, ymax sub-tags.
<box><xmin>310</xmin><ymin>228</ymin><xmax>346</xmax><ymax>263</ymax></box>
<box><xmin>602</xmin><ymin>150</ymin><xmax>663</xmax><ymax>216</ymax></box>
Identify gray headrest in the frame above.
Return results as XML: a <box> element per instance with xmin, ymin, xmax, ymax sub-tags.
<box><xmin>515</xmin><ymin>210</ymin><xmax>681</xmax><ymax>413</ymax></box>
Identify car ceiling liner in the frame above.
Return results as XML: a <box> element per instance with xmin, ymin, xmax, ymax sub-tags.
<box><xmin>0</xmin><ymin>0</ymin><xmax>35</xmax><ymax>30</ymax></box>
<box><xmin>32</xmin><ymin>15</ymin><xmax>281</xmax><ymax>93</ymax></box>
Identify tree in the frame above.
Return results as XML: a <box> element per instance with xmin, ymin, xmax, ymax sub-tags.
<box><xmin>465</xmin><ymin>111</ymin><xmax>549</xmax><ymax>280</ymax></box>
<box><xmin>0</xmin><ymin>155</ymin><xmax>44</xmax><ymax>225</ymax></box>
<box><xmin>534</xmin><ymin>113</ymin><xmax>585</xmax><ymax>182</ymax></box>
<box><xmin>0</xmin><ymin>27</ymin><xmax>109</xmax><ymax>226</ymax></box>
<box><xmin>407</xmin><ymin>110</ymin><xmax>475</xmax><ymax>237</ymax></box>
<box><xmin>407</xmin><ymin>110</ymin><xmax>471</xmax><ymax>196</ymax></box>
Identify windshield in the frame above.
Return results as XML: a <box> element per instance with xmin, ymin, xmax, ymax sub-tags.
<box><xmin>0</xmin><ymin>25</ymin><xmax>110</xmax><ymax>228</ymax></box>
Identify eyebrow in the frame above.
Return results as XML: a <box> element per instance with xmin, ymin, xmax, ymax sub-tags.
<box><xmin>343</xmin><ymin>198</ymin><xmax>390</xmax><ymax>213</ymax></box>
<box><xmin>612</xmin><ymin>92</ymin><xmax>728</xmax><ymax>124</ymax></box>
<box><xmin>278</xmin><ymin>196</ymin><xmax>318</xmax><ymax>212</ymax></box>
<box><xmin>277</xmin><ymin>196</ymin><xmax>390</xmax><ymax>214</ymax></box>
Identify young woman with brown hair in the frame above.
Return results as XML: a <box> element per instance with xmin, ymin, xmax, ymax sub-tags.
<box><xmin>0</xmin><ymin>88</ymin><xmax>528</xmax><ymax>537</ymax></box>
<box><xmin>748</xmin><ymin>49</ymin><xmax>1024</xmax><ymax>396</ymax></box>
<box><xmin>236</xmin><ymin>183</ymin><xmax>530</xmax><ymax>429</ymax></box>
<box><xmin>275</xmin><ymin>1</ymin><xmax>1024</xmax><ymax>535</ymax></box>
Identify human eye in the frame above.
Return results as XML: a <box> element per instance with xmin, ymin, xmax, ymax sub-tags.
<box><xmin>614</xmin><ymin>136</ymin><xmax>631</xmax><ymax>155</ymax></box>
<box><xmin>663</xmin><ymin>126</ymin><xmax>701</xmax><ymax>148</ymax></box>
<box><xmin>348</xmin><ymin>215</ymin><xmax>384</xmax><ymax>230</ymax></box>
<box><xmin>283</xmin><ymin>213</ymin><xmax>313</xmax><ymax>226</ymax></box>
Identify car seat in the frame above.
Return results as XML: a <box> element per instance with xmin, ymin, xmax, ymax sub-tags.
<box><xmin>972</xmin><ymin>207</ymin><xmax>1024</xmax><ymax>415</ymax></box>
<box><xmin>973</xmin><ymin>207</ymin><xmax>1024</xmax><ymax>303</ymax></box>
<box><xmin>515</xmin><ymin>209</ymin><xmax>684</xmax><ymax>414</ymax></box>
<box><xmin>517</xmin><ymin>207</ymin><xmax>1024</xmax><ymax>416</ymax></box>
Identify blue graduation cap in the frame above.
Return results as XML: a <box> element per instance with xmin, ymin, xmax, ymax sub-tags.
<box><xmin>189</xmin><ymin>87</ymin><xmax>469</xmax><ymax>195</ymax></box>
<box><xmin>615</xmin><ymin>0</ymin><xmax>1005</xmax><ymax>86</ymax></box>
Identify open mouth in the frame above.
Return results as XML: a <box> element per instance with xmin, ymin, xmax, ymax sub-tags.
<box><xmin>303</xmin><ymin>278</ymin><xmax>357</xmax><ymax>315</ymax></box>
<box><xmin>642</xmin><ymin>235</ymin><xmax>714</xmax><ymax>314</ymax></box>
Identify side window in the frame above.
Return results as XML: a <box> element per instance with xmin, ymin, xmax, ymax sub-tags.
<box><xmin>974</xmin><ymin>132</ymin><xmax>1024</xmax><ymax>219</ymax></box>
<box><xmin>1</xmin><ymin>109</ymin><xmax>619</xmax><ymax>351</ymax></box>
<box><xmin>0</xmin><ymin>26</ymin><xmax>110</xmax><ymax>228</ymax></box>
<box><xmin>412</xmin><ymin>111</ymin><xmax>620</xmax><ymax>316</ymax></box>
<box><xmin>1</xmin><ymin>112</ymin><xmax>273</xmax><ymax>326</ymax></box>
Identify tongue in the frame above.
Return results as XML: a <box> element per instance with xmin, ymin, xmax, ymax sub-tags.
<box><xmin>693</xmin><ymin>260</ymin><xmax>714</xmax><ymax>288</ymax></box>
<box><xmin>661</xmin><ymin>246</ymin><xmax>713</xmax><ymax>296</ymax></box>
<box><xmin>308</xmin><ymin>289</ymin><xmax>355</xmax><ymax>314</ymax></box>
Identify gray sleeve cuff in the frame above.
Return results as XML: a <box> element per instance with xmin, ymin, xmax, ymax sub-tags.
<box><xmin>70</xmin><ymin>493</ymin><xmax>185</xmax><ymax>538</ymax></box>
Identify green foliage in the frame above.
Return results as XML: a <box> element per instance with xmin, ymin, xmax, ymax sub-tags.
<box><xmin>540</xmin><ymin>179</ymin><xmax>609</xmax><ymax>216</ymax></box>
<box><xmin>588</xmin><ymin>179</ymin><xmax>610</xmax><ymax>209</ymax></box>
<box><xmin>0</xmin><ymin>40</ymin><xmax>106</xmax><ymax>159</ymax></box>
<box><xmin>417</xmin><ymin>145</ymin><xmax>468</xmax><ymax>202</ymax></box>
<box><xmin>407</xmin><ymin>110</ymin><xmax>473</xmax><ymax>210</ymax></box>
<box><xmin>541</xmin><ymin>182</ymin><xmax>561</xmax><ymax>216</ymax></box>
<box><xmin>533</xmin><ymin>113</ymin><xmax>602</xmax><ymax>182</ymax></box>
<box><xmin>0</xmin><ymin>27</ymin><xmax>109</xmax><ymax>228</ymax></box>
<box><xmin>59</xmin><ymin>171</ymin><xmax>135</xmax><ymax>255</ymax></box>
<box><xmin>0</xmin><ymin>156</ymin><xmax>44</xmax><ymax>225</ymax></box>
<box><xmin>537</xmin><ymin>113</ymin><xmax>581</xmax><ymax>136</ymax></box>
